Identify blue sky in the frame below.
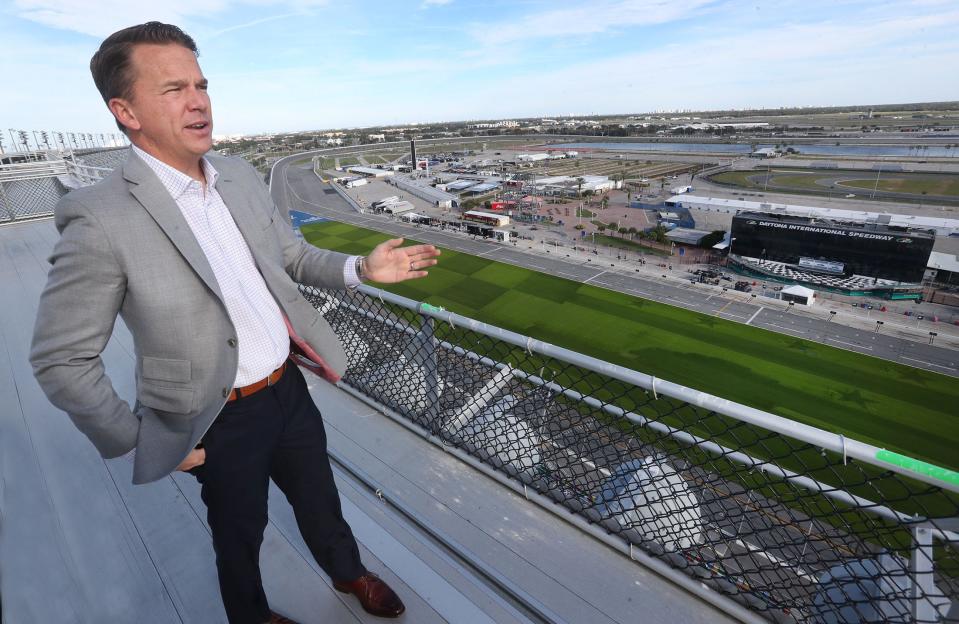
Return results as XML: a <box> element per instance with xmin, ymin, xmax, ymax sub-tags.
<box><xmin>1</xmin><ymin>0</ymin><xmax>958</xmax><ymax>137</ymax></box>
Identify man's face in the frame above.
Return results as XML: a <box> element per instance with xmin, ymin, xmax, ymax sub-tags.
<box><xmin>117</xmin><ymin>43</ymin><xmax>213</xmax><ymax>172</ymax></box>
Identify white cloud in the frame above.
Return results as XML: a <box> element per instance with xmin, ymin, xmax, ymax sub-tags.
<box><xmin>472</xmin><ymin>0</ymin><xmax>716</xmax><ymax>46</ymax></box>
<box><xmin>478</xmin><ymin>10</ymin><xmax>959</xmax><ymax>115</ymax></box>
<box><xmin>422</xmin><ymin>0</ymin><xmax>452</xmax><ymax>6</ymax></box>
<box><xmin>206</xmin><ymin>11</ymin><xmax>305</xmax><ymax>38</ymax></box>
<box><xmin>11</xmin><ymin>0</ymin><xmax>328</xmax><ymax>38</ymax></box>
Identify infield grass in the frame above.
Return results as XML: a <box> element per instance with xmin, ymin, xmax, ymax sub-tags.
<box><xmin>301</xmin><ymin>220</ymin><xmax>959</xmax><ymax>474</ymax></box>
<box><xmin>840</xmin><ymin>176</ymin><xmax>959</xmax><ymax>197</ymax></box>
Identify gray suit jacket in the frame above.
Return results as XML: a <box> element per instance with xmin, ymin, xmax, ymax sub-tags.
<box><xmin>30</xmin><ymin>150</ymin><xmax>349</xmax><ymax>484</ymax></box>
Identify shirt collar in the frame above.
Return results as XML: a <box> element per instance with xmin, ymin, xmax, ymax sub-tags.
<box><xmin>131</xmin><ymin>144</ymin><xmax>219</xmax><ymax>199</ymax></box>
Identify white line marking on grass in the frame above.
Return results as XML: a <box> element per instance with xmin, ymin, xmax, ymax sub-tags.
<box><xmin>583</xmin><ymin>271</ymin><xmax>606</xmax><ymax>284</ymax></box>
<box><xmin>826</xmin><ymin>337</ymin><xmax>872</xmax><ymax>350</ymax></box>
<box><xmin>746</xmin><ymin>307</ymin><xmax>764</xmax><ymax>325</ymax></box>
<box><xmin>900</xmin><ymin>357</ymin><xmax>955</xmax><ymax>371</ymax></box>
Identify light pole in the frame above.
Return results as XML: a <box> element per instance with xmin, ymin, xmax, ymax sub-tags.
<box><xmin>929</xmin><ymin>331</ymin><xmax>937</xmax><ymax>345</ymax></box>
<box><xmin>828</xmin><ymin>310</ymin><xmax>836</xmax><ymax>322</ymax></box>
<box><xmin>875</xmin><ymin>320</ymin><xmax>883</xmax><ymax>333</ymax></box>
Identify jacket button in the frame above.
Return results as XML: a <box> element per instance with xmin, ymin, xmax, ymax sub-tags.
<box><xmin>222</xmin><ymin>387</ymin><xmax>229</xmax><ymax>398</ymax></box>
<box><xmin>227</xmin><ymin>338</ymin><xmax>237</xmax><ymax>348</ymax></box>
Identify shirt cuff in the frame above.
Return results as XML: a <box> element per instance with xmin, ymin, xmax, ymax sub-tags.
<box><xmin>344</xmin><ymin>255</ymin><xmax>363</xmax><ymax>288</ymax></box>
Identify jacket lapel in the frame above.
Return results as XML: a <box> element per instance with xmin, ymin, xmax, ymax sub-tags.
<box><xmin>213</xmin><ymin>173</ymin><xmax>267</xmax><ymax>266</ymax></box>
<box><xmin>123</xmin><ymin>153</ymin><xmax>225</xmax><ymax>303</ymax></box>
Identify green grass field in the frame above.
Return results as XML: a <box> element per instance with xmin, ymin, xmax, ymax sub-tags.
<box><xmin>301</xmin><ymin>220</ymin><xmax>959</xmax><ymax>473</ymax></box>
<box><xmin>840</xmin><ymin>176</ymin><xmax>959</xmax><ymax>197</ymax></box>
<box><xmin>710</xmin><ymin>169</ymin><xmax>959</xmax><ymax>198</ymax></box>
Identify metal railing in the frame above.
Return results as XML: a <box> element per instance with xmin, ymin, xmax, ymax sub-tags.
<box><xmin>0</xmin><ymin>159</ymin><xmax>67</xmax><ymax>223</ymax></box>
<box><xmin>302</xmin><ymin>283</ymin><xmax>959</xmax><ymax>623</ymax></box>
<box><xmin>64</xmin><ymin>158</ymin><xmax>112</xmax><ymax>186</ymax></box>
<box><xmin>0</xmin><ymin>150</ymin><xmax>118</xmax><ymax>224</ymax></box>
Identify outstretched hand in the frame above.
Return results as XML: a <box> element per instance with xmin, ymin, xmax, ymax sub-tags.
<box><xmin>364</xmin><ymin>238</ymin><xmax>440</xmax><ymax>283</ymax></box>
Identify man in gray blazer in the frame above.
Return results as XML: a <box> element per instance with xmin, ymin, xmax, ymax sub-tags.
<box><xmin>30</xmin><ymin>22</ymin><xmax>438</xmax><ymax>624</ymax></box>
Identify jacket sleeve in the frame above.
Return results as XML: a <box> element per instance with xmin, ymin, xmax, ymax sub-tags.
<box><xmin>246</xmin><ymin>158</ymin><xmax>351</xmax><ymax>289</ymax></box>
<box><xmin>29</xmin><ymin>196</ymin><xmax>139</xmax><ymax>458</ymax></box>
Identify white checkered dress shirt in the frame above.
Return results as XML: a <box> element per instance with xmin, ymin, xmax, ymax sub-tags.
<box><xmin>132</xmin><ymin>146</ymin><xmax>361</xmax><ymax>387</ymax></box>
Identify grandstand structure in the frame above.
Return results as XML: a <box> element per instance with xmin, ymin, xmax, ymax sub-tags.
<box><xmin>731</xmin><ymin>256</ymin><xmax>904</xmax><ymax>289</ymax></box>
<box><xmin>0</xmin><ymin>147</ymin><xmax>126</xmax><ymax>223</ymax></box>
<box><xmin>3</xmin><ymin>145</ymin><xmax>958</xmax><ymax>623</ymax></box>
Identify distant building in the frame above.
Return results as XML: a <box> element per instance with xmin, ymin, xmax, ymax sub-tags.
<box><xmin>532</xmin><ymin>174</ymin><xmax>618</xmax><ymax>195</ymax></box>
<box><xmin>780</xmin><ymin>285</ymin><xmax>815</xmax><ymax>306</ymax></box>
<box><xmin>516</xmin><ymin>153</ymin><xmax>550</xmax><ymax>162</ymax></box>
<box><xmin>347</xmin><ymin>166</ymin><xmax>394</xmax><ymax>178</ymax></box>
<box><xmin>390</xmin><ymin>175</ymin><xmax>457</xmax><ymax>209</ymax></box>
<box><xmin>467</xmin><ymin>120</ymin><xmax>519</xmax><ymax>129</ymax></box>
<box><xmin>664</xmin><ymin>228</ymin><xmax>712</xmax><ymax>246</ymax></box>
<box><xmin>665</xmin><ymin>195</ymin><xmax>959</xmax><ymax>237</ymax></box>
<box><xmin>750</xmin><ymin>147</ymin><xmax>778</xmax><ymax>158</ymax></box>
<box><xmin>463</xmin><ymin>210</ymin><xmax>510</xmax><ymax>227</ymax></box>
<box><xmin>729</xmin><ymin>211</ymin><xmax>935</xmax><ymax>293</ymax></box>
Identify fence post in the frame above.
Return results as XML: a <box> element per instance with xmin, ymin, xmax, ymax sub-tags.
<box><xmin>409</xmin><ymin>314</ymin><xmax>441</xmax><ymax>432</ymax></box>
<box><xmin>0</xmin><ymin>182</ymin><xmax>13</xmax><ymax>222</ymax></box>
<box><xmin>910</xmin><ymin>524</ymin><xmax>935</xmax><ymax>622</ymax></box>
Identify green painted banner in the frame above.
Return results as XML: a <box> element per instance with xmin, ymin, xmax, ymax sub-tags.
<box><xmin>876</xmin><ymin>450</ymin><xmax>959</xmax><ymax>487</ymax></box>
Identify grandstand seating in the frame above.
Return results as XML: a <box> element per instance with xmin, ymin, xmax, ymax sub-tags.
<box><xmin>734</xmin><ymin>256</ymin><xmax>903</xmax><ymax>289</ymax></box>
<box><xmin>75</xmin><ymin>147</ymin><xmax>128</xmax><ymax>170</ymax></box>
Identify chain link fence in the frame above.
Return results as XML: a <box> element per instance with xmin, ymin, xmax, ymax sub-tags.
<box><xmin>0</xmin><ymin>149</ymin><xmax>121</xmax><ymax>224</ymax></box>
<box><xmin>301</xmin><ymin>283</ymin><xmax>959</xmax><ymax>623</ymax></box>
<box><xmin>0</xmin><ymin>177</ymin><xmax>65</xmax><ymax>223</ymax></box>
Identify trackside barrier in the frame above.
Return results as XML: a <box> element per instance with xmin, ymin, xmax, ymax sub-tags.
<box><xmin>300</xmin><ymin>283</ymin><xmax>959</xmax><ymax>623</ymax></box>
<box><xmin>312</xmin><ymin>158</ymin><xmax>365</xmax><ymax>213</ymax></box>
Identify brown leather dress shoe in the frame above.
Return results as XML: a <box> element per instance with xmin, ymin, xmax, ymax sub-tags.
<box><xmin>333</xmin><ymin>572</ymin><xmax>405</xmax><ymax>618</ymax></box>
<box><xmin>267</xmin><ymin>612</ymin><xmax>299</xmax><ymax>624</ymax></box>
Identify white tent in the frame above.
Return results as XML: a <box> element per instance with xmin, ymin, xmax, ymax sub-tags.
<box><xmin>781</xmin><ymin>284</ymin><xmax>815</xmax><ymax>306</ymax></box>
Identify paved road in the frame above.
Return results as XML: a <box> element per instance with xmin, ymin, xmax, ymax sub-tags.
<box><xmin>270</xmin><ymin>156</ymin><xmax>959</xmax><ymax>378</ymax></box>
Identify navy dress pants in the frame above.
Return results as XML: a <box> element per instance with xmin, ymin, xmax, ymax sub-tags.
<box><xmin>190</xmin><ymin>363</ymin><xmax>366</xmax><ymax>624</ymax></box>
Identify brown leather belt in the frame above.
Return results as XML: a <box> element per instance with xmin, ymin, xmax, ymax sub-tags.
<box><xmin>227</xmin><ymin>360</ymin><xmax>288</xmax><ymax>402</ymax></box>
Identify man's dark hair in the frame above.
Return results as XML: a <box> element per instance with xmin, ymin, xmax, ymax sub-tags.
<box><xmin>90</xmin><ymin>22</ymin><xmax>199</xmax><ymax>132</ymax></box>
